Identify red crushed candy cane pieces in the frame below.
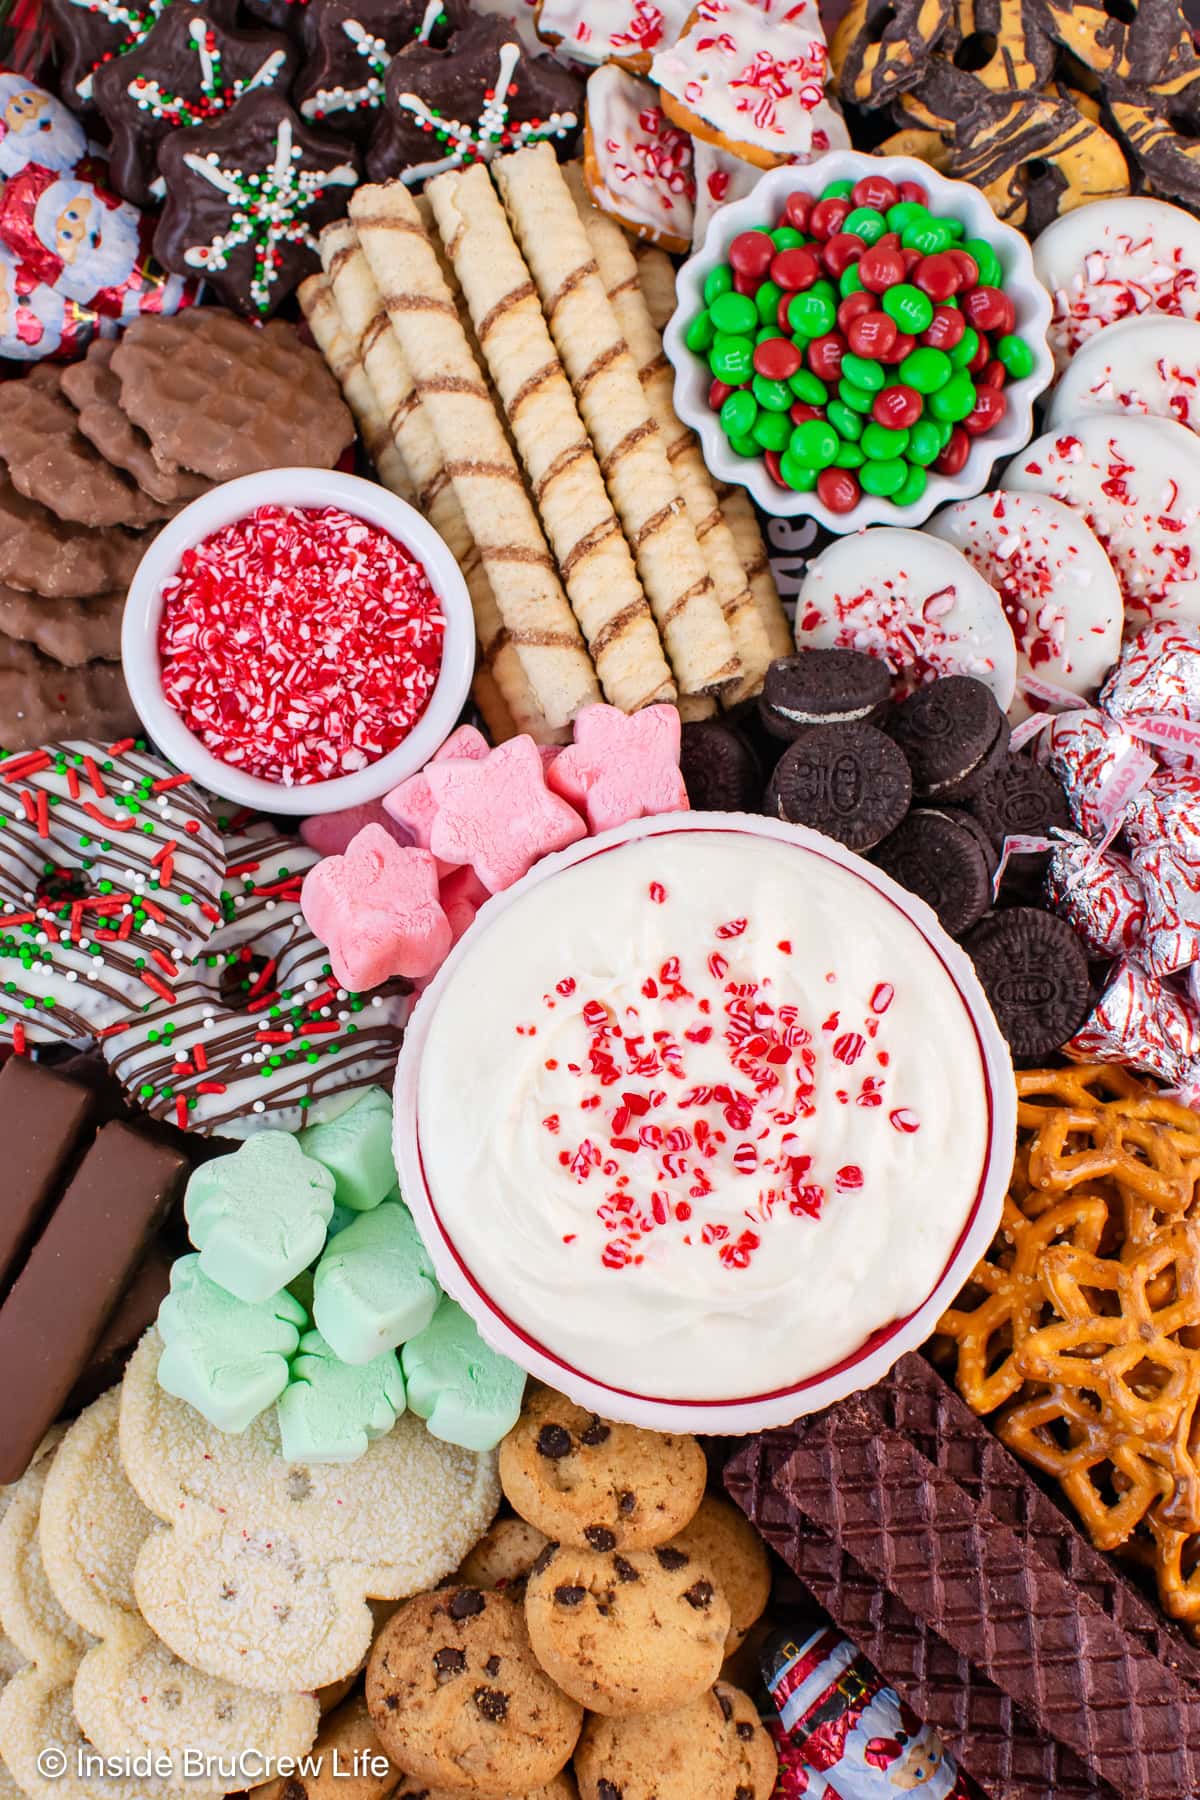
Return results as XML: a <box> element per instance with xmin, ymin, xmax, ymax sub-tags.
<box><xmin>157</xmin><ymin>504</ymin><xmax>446</xmax><ymax>787</ymax></box>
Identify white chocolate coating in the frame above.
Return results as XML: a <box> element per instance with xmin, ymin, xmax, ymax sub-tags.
<box><xmin>1033</xmin><ymin>198</ymin><xmax>1200</xmax><ymax>374</ymax></box>
<box><xmin>1047</xmin><ymin>315</ymin><xmax>1200</xmax><ymax>438</ymax></box>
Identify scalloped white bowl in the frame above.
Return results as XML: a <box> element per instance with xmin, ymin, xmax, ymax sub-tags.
<box><xmin>664</xmin><ymin>149</ymin><xmax>1054</xmax><ymax>534</ymax></box>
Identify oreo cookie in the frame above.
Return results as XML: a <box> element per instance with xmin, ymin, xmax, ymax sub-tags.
<box><xmin>758</xmin><ymin>649</ymin><xmax>891</xmax><ymax>742</ymax></box>
<box><xmin>766</xmin><ymin>723</ymin><xmax>912</xmax><ymax>852</ymax></box>
<box><xmin>962</xmin><ymin>907</ymin><xmax>1091</xmax><ymax>1059</ymax></box>
<box><xmin>887</xmin><ymin>676</ymin><xmax>1010</xmax><ymax>802</ymax></box>
<box><xmin>965</xmin><ymin>754</ymin><xmax>1071</xmax><ymax>848</ymax></box>
<box><xmin>679</xmin><ymin>720</ymin><xmax>762</xmax><ymax>812</ymax></box>
<box><xmin>873</xmin><ymin>809</ymin><xmax>995</xmax><ymax>938</ymax></box>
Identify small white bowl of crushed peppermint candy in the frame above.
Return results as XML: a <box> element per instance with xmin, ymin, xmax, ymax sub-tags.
<box><xmin>122</xmin><ymin>467</ymin><xmax>476</xmax><ymax>815</ymax></box>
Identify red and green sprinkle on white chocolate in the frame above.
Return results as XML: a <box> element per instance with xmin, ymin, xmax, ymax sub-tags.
<box><xmin>158</xmin><ymin>504</ymin><xmax>446</xmax><ymax>787</ymax></box>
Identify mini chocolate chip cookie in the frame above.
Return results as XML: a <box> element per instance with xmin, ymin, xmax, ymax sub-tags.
<box><xmin>498</xmin><ymin>1386</ymin><xmax>706</xmax><ymax>1552</ymax></box>
<box><xmin>458</xmin><ymin>1517</ymin><xmax>552</xmax><ymax>1594</ymax></box>
<box><xmin>525</xmin><ymin>1541</ymin><xmax>730</xmax><ymax>1716</ymax></box>
<box><xmin>366</xmin><ymin>1587</ymin><xmax>582</xmax><ymax>1793</ymax></box>
<box><xmin>664</xmin><ymin>1498</ymin><xmax>771</xmax><ymax>1654</ymax></box>
<box><xmin>574</xmin><ymin>1683</ymin><xmax>774</xmax><ymax>1799</ymax></box>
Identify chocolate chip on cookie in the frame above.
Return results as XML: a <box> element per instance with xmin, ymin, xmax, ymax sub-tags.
<box><xmin>525</xmin><ymin>1543</ymin><xmax>731</xmax><ymax>1716</ymax></box>
<box><xmin>665</xmin><ymin>1497</ymin><xmax>771</xmax><ymax>1655</ymax></box>
<box><xmin>575</xmin><ymin>1683</ymin><xmax>776</xmax><ymax>1800</ymax></box>
<box><xmin>366</xmin><ymin>1587</ymin><xmax>581</xmax><ymax>1792</ymax></box>
<box><xmin>499</xmin><ymin>1385</ymin><xmax>706</xmax><ymax>1552</ymax></box>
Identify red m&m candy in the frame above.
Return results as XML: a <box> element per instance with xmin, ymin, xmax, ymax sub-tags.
<box><xmin>846</xmin><ymin>309</ymin><xmax>897</xmax><ymax>359</ymax></box>
<box><xmin>964</xmin><ymin>286</ymin><xmax>1015</xmax><ymax>334</ymax></box>
<box><xmin>821</xmin><ymin>232</ymin><xmax>865</xmax><ymax>277</ymax></box>
<box><xmin>837</xmin><ymin>291</ymin><xmax>874</xmax><ymax>332</ymax></box>
<box><xmin>772</xmin><ymin>245</ymin><xmax>820</xmax><ymax>291</ymax></box>
<box><xmin>806</xmin><ymin>332</ymin><xmax>846</xmax><ymax>381</ymax></box>
<box><xmin>963</xmin><ymin>387</ymin><xmax>1007</xmax><ymax>434</ymax></box>
<box><xmin>898</xmin><ymin>180</ymin><xmax>929</xmax><ymax>205</ymax></box>
<box><xmin>753</xmin><ymin>336</ymin><xmax>803</xmax><ymax>380</ymax></box>
<box><xmin>817</xmin><ymin>466</ymin><xmax>862</xmax><ymax>512</ymax></box>
<box><xmin>859</xmin><ymin>245</ymin><xmax>905</xmax><ymax>292</ymax></box>
<box><xmin>923</xmin><ymin>306</ymin><xmax>965</xmax><ymax>350</ymax></box>
<box><xmin>914</xmin><ymin>252</ymin><xmax>961</xmax><ymax>301</ymax></box>
<box><xmin>934</xmin><ymin>426</ymin><xmax>970</xmax><ymax>474</ymax></box>
<box><xmin>851</xmin><ymin>173</ymin><xmax>899</xmax><ymax>212</ymax></box>
<box><xmin>782</xmin><ymin>191</ymin><xmax>813</xmax><ymax>232</ymax></box>
<box><xmin>729</xmin><ymin>230</ymin><xmax>776</xmax><ymax>282</ymax></box>
<box><xmin>873</xmin><ymin>384</ymin><xmax>922</xmax><ymax>429</ymax></box>
<box><xmin>810</xmin><ymin>196</ymin><xmax>851</xmax><ymax>239</ymax></box>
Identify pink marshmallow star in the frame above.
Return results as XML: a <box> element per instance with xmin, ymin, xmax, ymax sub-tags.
<box><xmin>548</xmin><ymin>704</ymin><xmax>689</xmax><ymax>834</ymax></box>
<box><xmin>300</xmin><ymin>825</ymin><xmax>452</xmax><ymax>991</ymax></box>
<box><xmin>427</xmin><ymin>737</ymin><xmax>587</xmax><ymax>892</ymax></box>
<box><xmin>382</xmin><ymin>725</ymin><xmax>490</xmax><ymax>852</ymax></box>
<box><xmin>301</xmin><ymin>800</ymin><xmax>412</xmax><ymax>858</ymax></box>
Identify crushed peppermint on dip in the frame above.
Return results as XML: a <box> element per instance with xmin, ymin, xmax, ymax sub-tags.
<box><xmin>158</xmin><ymin>504</ymin><xmax>446</xmax><ymax>786</ymax></box>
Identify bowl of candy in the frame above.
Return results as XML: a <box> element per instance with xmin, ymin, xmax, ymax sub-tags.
<box><xmin>664</xmin><ymin>150</ymin><xmax>1054</xmax><ymax>532</ymax></box>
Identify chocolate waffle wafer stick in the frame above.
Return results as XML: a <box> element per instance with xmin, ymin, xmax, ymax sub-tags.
<box><xmin>298</xmin><ymin>273</ymin><xmax>413</xmax><ymax>503</ymax></box>
<box><xmin>427</xmin><ymin>164</ymin><xmax>675</xmax><ymax>715</ymax></box>
<box><xmin>631</xmin><ymin>243</ymin><xmax>792</xmax><ymax>660</ymax></box>
<box><xmin>348</xmin><ymin>180</ymin><xmax>600</xmax><ymax>733</ymax></box>
<box><xmin>493</xmin><ymin>143</ymin><xmax>740</xmax><ymax>699</ymax></box>
<box><xmin>319</xmin><ymin>222</ymin><xmax>563</xmax><ymax>743</ymax></box>
<box><xmin>566</xmin><ymin>166</ymin><xmax>770</xmax><ymax>702</ymax></box>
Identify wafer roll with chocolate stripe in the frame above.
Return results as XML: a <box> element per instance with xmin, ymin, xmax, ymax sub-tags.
<box><xmin>319</xmin><ymin>221</ymin><xmax>563</xmax><ymax>743</ymax></box>
<box><xmin>472</xmin><ymin>665</ymin><xmax>519</xmax><ymax>743</ymax></box>
<box><xmin>299</xmin><ymin>274</ymin><xmax>414</xmax><ymax>503</ymax></box>
<box><xmin>634</xmin><ymin>242</ymin><xmax>678</xmax><ymax>333</ymax></box>
<box><xmin>348</xmin><ymin>180</ymin><xmax>600</xmax><ymax>732</ymax></box>
<box><xmin>427</xmin><ymin>165</ymin><xmax>675</xmax><ymax>714</ymax></box>
<box><xmin>566</xmin><ymin>168</ymin><xmax>771</xmax><ymax>703</ymax></box>
<box><xmin>716</xmin><ymin>483</ymin><xmax>792</xmax><ymax>659</ymax></box>
<box><xmin>493</xmin><ymin>143</ymin><xmax>740</xmax><ymax>699</ymax></box>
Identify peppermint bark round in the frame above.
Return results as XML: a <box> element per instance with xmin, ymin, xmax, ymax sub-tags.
<box><xmin>154</xmin><ymin>91</ymin><xmax>359</xmax><ymax>316</ymax></box>
<box><xmin>366</xmin><ymin>14</ymin><xmax>582</xmax><ymax>185</ymax></box>
<box><xmin>93</xmin><ymin>3</ymin><xmax>296</xmax><ymax>206</ymax></box>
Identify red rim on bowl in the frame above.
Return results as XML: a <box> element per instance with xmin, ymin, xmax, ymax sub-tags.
<box><xmin>394</xmin><ymin>811</ymin><xmax>1016</xmax><ymax>1433</ymax></box>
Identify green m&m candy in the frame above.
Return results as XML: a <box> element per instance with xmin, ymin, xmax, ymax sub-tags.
<box><xmin>844</xmin><ymin>207</ymin><xmax>886</xmax><ymax>244</ymax></box>
<box><xmin>771</xmin><ymin>226</ymin><xmax>805</xmax><ymax>250</ymax></box>
<box><xmin>728</xmin><ymin>433</ymin><xmax>759</xmax><ymax>458</ymax></box>
<box><xmin>885</xmin><ymin>200</ymin><xmax>926</xmax><ymax>234</ymax></box>
<box><xmin>753</xmin><ymin>410</ymin><xmax>792</xmax><ymax>451</ymax></box>
<box><xmin>996</xmin><ymin>334</ymin><xmax>1036</xmax><ymax>378</ymax></box>
<box><xmin>949</xmin><ymin>325</ymin><xmax>979</xmax><ymax>368</ymax></box>
<box><xmin>825</xmin><ymin>399</ymin><xmax>861</xmax><ymax>440</ymax></box>
<box><xmin>840</xmin><ymin>352</ymin><xmax>884</xmax><ymax>391</ymax></box>
<box><xmin>882</xmin><ymin>284</ymin><xmax>934</xmax><ymax>334</ymax></box>
<box><xmin>710</xmin><ymin>334</ymin><xmax>754</xmax><ymax>382</ymax></box>
<box><xmin>906</xmin><ymin>417</ymin><xmax>943</xmax><ymax>465</ymax></box>
<box><xmin>709</xmin><ymin>291</ymin><xmax>757</xmax><ymax>335</ymax></box>
<box><xmin>821</xmin><ymin>179</ymin><xmax>854</xmax><ymax>199</ymax></box>
<box><xmin>789</xmin><ymin>369</ymin><xmax>829</xmax><ymax>405</ymax></box>
<box><xmin>861</xmin><ymin>421</ymin><xmax>908</xmax><ymax>460</ymax></box>
<box><xmin>860</xmin><ymin>457</ymin><xmax>906</xmax><ymax>497</ymax></box>
<box><xmin>685</xmin><ymin>311</ymin><xmax>714</xmax><ymax>354</ymax></box>
<box><xmin>756</xmin><ymin>279</ymin><xmax>783</xmax><ymax>323</ymax></box>
<box><xmin>839</xmin><ymin>263</ymin><xmax>864</xmax><ymax>297</ymax></box>
<box><xmin>720</xmin><ymin>390</ymin><xmax>757</xmax><ymax>438</ymax></box>
<box><xmin>838</xmin><ymin>377</ymin><xmax>876</xmax><ymax>413</ymax></box>
<box><xmin>834</xmin><ymin>441</ymin><xmax>865</xmax><ymax>469</ymax></box>
<box><xmin>790</xmin><ymin>418</ymin><xmax>839</xmax><ymax>468</ymax></box>
<box><xmin>902</xmin><ymin>219</ymin><xmax>954</xmax><ymax>254</ymax></box>
<box><xmin>963</xmin><ymin>237</ymin><xmax>1002</xmax><ymax>287</ymax></box>
<box><xmin>899</xmin><ymin>346</ymin><xmax>952</xmax><ymax>393</ymax></box>
<box><xmin>778</xmin><ymin>453</ymin><xmax>817</xmax><ymax>491</ymax></box>
<box><xmin>788</xmin><ymin>290</ymin><xmax>836</xmax><ymax>337</ymax></box>
<box><xmin>928</xmin><ymin>372</ymin><xmax>977</xmax><ymax>422</ymax></box>
<box><xmin>753</xmin><ymin>374</ymin><xmax>793</xmax><ymax>412</ymax></box>
<box><xmin>703</xmin><ymin>264</ymin><xmax>733</xmax><ymax>305</ymax></box>
<box><xmin>893</xmin><ymin>462</ymin><xmax>928</xmax><ymax>508</ymax></box>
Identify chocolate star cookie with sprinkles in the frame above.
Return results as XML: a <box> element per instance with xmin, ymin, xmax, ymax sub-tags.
<box><xmin>0</xmin><ymin>739</ymin><xmax>224</xmax><ymax>1050</ymax></box>
<box><xmin>295</xmin><ymin>0</ymin><xmax>462</xmax><ymax>137</ymax></box>
<box><xmin>366</xmin><ymin>12</ymin><xmax>582</xmax><ymax>185</ymax></box>
<box><xmin>93</xmin><ymin>2</ymin><xmax>297</xmax><ymax>206</ymax></box>
<box><xmin>46</xmin><ymin>0</ymin><xmax>229</xmax><ymax>106</ymax></box>
<box><xmin>154</xmin><ymin>91</ymin><xmax>359</xmax><ymax>316</ymax></box>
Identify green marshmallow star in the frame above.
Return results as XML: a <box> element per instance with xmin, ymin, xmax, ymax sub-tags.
<box><xmin>312</xmin><ymin>1200</ymin><xmax>440</xmax><ymax>1366</ymax></box>
<box><xmin>401</xmin><ymin>1298</ymin><xmax>526</xmax><ymax>1452</ymax></box>
<box><xmin>185</xmin><ymin>1132</ymin><xmax>336</xmax><ymax>1304</ymax></box>
<box><xmin>298</xmin><ymin>1088</ymin><xmax>397</xmax><ymax>1212</ymax></box>
<box><xmin>276</xmin><ymin>1330</ymin><xmax>406</xmax><ymax>1464</ymax></box>
<box><xmin>156</xmin><ymin>1255</ymin><xmax>308</xmax><ymax>1434</ymax></box>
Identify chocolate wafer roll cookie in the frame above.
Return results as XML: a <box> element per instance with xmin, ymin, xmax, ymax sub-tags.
<box><xmin>427</xmin><ymin>164</ymin><xmax>674</xmax><ymax>715</ymax></box>
<box><xmin>298</xmin><ymin>272</ymin><xmax>414</xmax><ymax>503</ymax></box>
<box><xmin>566</xmin><ymin>164</ymin><xmax>770</xmax><ymax>703</ymax></box>
<box><xmin>493</xmin><ymin>143</ymin><xmax>740</xmax><ymax>700</ymax></box>
<box><xmin>319</xmin><ymin>220</ymin><xmax>564</xmax><ymax>743</ymax></box>
<box><xmin>348</xmin><ymin>179</ymin><xmax>600</xmax><ymax>733</ymax></box>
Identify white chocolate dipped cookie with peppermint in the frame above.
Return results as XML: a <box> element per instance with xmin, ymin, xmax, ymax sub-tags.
<box><xmin>651</xmin><ymin>0</ymin><xmax>830</xmax><ymax>170</ymax></box>
<box><xmin>1047</xmin><ymin>315</ymin><xmax>1200</xmax><ymax>437</ymax></box>
<box><xmin>794</xmin><ymin>527</ymin><xmax>1017</xmax><ymax>708</ymax></box>
<box><xmin>1003</xmin><ymin>413</ymin><xmax>1200</xmax><ymax>630</ymax></box>
<box><xmin>1033</xmin><ymin>197</ymin><xmax>1200</xmax><ymax>375</ymax></box>
<box><xmin>102</xmin><ymin>818</ymin><xmax>410</xmax><ymax>1135</ymax></box>
<box><xmin>536</xmin><ymin>0</ymin><xmax>692</xmax><ymax>71</ymax></box>
<box><xmin>0</xmin><ymin>740</ymin><xmax>225</xmax><ymax>1050</ymax></box>
<box><xmin>583</xmin><ymin>65</ymin><xmax>695</xmax><ymax>250</ymax></box>
<box><xmin>927</xmin><ymin>493</ymin><xmax>1123</xmax><ymax>722</ymax></box>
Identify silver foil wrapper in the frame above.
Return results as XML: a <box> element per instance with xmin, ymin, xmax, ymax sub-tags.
<box><xmin>1044</xmin><ymin>839</ymin><xmax>1147</xmax><ymax>959</ymax></box>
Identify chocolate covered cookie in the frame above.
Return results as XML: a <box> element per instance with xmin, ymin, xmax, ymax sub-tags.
<box><xmin>679</xmin><ymin>720</ymin><xmax>761</xmax><ymax>812</ymax></box>
<box><xmin>93</xmin><ymin>3</ymin><xmax>297</xmax><ymax>206</ymax></box>
<box><xmin>296</xmin><ymin>0</ymin><xmax>460</xmax><ymax>134</ymax></box>
<box><xmin>766</xmin><ymin>723</ymin><xmax>912</xmax><ymax>852</ymax></box>
<box><xmin>47</xmin><ymin>0</ymin><xmax>235</xmax><ymax>106</ymax></box>
<box><xmin>524</xmin><ymin>1541</ymin><xmax>731</xmax><ymax>1716</ymax></box>
<box><xmin>963</xmin><ymin>906</ymin><xmax>1091</xmax><ymax>1058</ymax></box>
<box><xmin>498</xmin><ymin>1385</ymin><xmax>706</xmax><ymax>1552</ymax></box>
<box><xmin>365</xmin><ymin>1587</ymin><xmax>581</xmax><ymax>1793</ymax></box>
<box><xmin>155</xmin><ymin>92</ymin><xmax>359</xmax><ymax>315</ymax></box>
<box><xmin>366</xmin><ymin>13</ymin><xmax>582</xmax><ymax>184</ymax></box>
<box><xmin>758</xmin><ymin>649</ymin><xmax>891</xmax><ymax>742</ymax></box>
<box><xmin>873</xmin><ymin>808</ymin><xmax>995</xmax><ymax>938</ymax></box>
<box><xmin>887</xmin><ymin>675</ymin><xmax>1010</xmax><ymax>801</ymax></box>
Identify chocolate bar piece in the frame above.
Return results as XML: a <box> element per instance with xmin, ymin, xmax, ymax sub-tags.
<box><xmin>0</xmin><ymin>1056</ymin><xmax>96</xmax><ymax>1293</ymax></box>
<box><xmin>727</xmin><ymin>1355</ymin><xmax>1200</xmax><ymax>1800</ymax></box>
<box><xmin>0</xmin><ymin>1116</ymin><xmax>185</xmax><ymax>1483</ymax></box>
<box><xmin>64</xmin><ymin>1241</ymin><xmax>173</xmax><ymax>1414</ymax></box>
